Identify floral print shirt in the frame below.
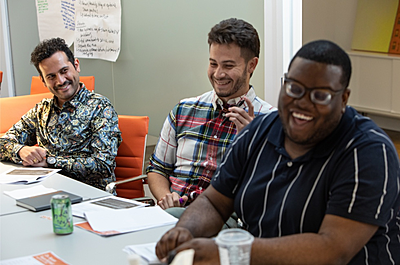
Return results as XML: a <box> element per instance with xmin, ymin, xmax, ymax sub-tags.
<box><xmin>0</xmin><ymin>84</ymin><xmax>122</xmax><ymax>190</ymax></box>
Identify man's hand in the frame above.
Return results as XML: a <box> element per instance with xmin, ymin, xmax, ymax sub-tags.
<box><xmin>155</xmin><ymin>227</ymin><xmax>194</xmax><ymax>262</ymax></box>
<box><xmin>173</xmin><ymin>238</ymin><xmax>220</xmax><ymax>265</ymax></box>
<box><xmin>225</xmin><ymin>97</ymin><xmax>254</xmax><ymax>132</ymax></box>
<box><xmin>18</xmin><ymin>146</ymin><xmax>47</xmax><ymax>167</ymax></box>
<box><xmin>158</xmin><ymin>192</ymin><xmax>188</xmax><ymax>209</ymax></box>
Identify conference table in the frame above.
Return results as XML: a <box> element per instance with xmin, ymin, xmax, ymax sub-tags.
<box><xmin>0</xmin><ymin>161</ymin><xmax>173</xmax><ymax>264</ymax></box>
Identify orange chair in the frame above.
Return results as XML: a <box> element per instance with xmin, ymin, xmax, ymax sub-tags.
<box><xmin>30</xmin><ymin>76</ymin><xmax>95</xmax><ymax>94</ymax></box>
<box><xmin>106</xmin><ymin>115</ymin><xmax>149</xmax><ymax>199</ymax></box>
<box><xmin>0</xmin><ymin>92</ymin><xmax>53</xmax><ymax>136</ymax></box>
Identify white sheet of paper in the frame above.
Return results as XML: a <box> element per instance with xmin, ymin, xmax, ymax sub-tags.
<box><xmin>84</xmin><ymin>206</ymin><xmax>178</xmax><ymax>232</ymax></box>
<box><xmin>123</xmin><ymin>242</ymin><xmax>160</xmax><ymax>264</ymax></box>
<box><xmin>123</xmin><ymin>243</ymin><xmax>194</xmax><ymax>265</ymax></box>
<box><xmin>0</xmin><ymin>167</ymin><xmax>60</xmax><ymax>184</ymax></box>
<box><xmin>3</xmin><ymin>185</ymin><xmax>57</xmax><ymax>200</ymax></box>
<box><xmin>72</xmin><ymin>196</ymin><xmax>148</xmax><ymax>218</ymax></box>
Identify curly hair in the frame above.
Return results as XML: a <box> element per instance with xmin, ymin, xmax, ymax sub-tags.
<box><xmin>208</xmin><ymin>18</ymin><xmax>260</xmax><ymax>62</ymax></box>
<box><xmin>30</xmin><ymin>38</ymin><xmax>75</xmax><ymax>77</ymax></box>
<box><xmin>289</xmin><ymin>40</ymin><xmax>352</xmax><ymax>89</ymax></box>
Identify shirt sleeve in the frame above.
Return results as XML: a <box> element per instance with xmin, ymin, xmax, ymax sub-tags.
<box><xmin>0</xmin><ymin>103</ymin><xmax>41</xmax><ymax>163</ymax></box>
<box><xmin>146</xmin><ymin>107</ymin><xmax>177</xmax><ymax>179</ymax></box>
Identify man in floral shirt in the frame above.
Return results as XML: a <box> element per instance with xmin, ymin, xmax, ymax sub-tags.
<box><xmin>0</xmin><ymin>38</ymin><xmax>122</xmax><ymax>190</ymax></box>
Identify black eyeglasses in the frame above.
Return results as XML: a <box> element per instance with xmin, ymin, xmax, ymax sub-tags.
<box><xmin>282</xmin><ymin>73</ymin><xmax>345</xmax><ymax>105</ymax></box>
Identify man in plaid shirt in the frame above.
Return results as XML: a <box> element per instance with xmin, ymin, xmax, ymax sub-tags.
<box><xmin>146</xmin><ymin>18</ymin><xmax>275</xmax><ymax>216</ymax></box>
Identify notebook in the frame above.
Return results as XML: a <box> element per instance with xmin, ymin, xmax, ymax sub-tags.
<box><xmin>16</xmin><ymin>190</ymin><xmax>83</xmax><ymax>212</ymax></box>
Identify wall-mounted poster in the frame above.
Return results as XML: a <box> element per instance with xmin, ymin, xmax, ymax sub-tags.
<box><xmin>36</xmin><ymin>0</ymin><xmax>76</xmax><ymax>46</ymax></box>
<box><xmin>74</xmin><ymin>0</ymin><xmax>121</xmax><ymax>62</ymax></box>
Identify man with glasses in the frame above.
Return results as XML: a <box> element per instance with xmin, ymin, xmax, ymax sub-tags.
<box><xmin>155</xmin><ymin>40</ymin><xmax>400</xmax><ymax>264</ymax></box>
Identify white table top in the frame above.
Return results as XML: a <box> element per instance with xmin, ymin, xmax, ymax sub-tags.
<box><xmin>0</xmin><ymin>161</ymin><xmax>111</xmax><ymax>216</ymax></box>
<box><xmin>0</xmin><ymin>161</ymin><xmax>173</xmax><ymax>264</ymax></box>
<box><xmin>0</xmin><ymin>209</ymin><xmax>173</xmax><ymax>264</ymax></box>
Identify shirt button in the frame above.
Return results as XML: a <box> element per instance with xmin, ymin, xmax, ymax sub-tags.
<box><xmin>214</xmin><ymin>135</ymin><xmax>218</xmax><ymax>139</ymax></box>
<box><xmin>287</xmin><ymin>161</ymin><xmax>293</xmax><ymax>167</ymax></box>
<box><xmin>207</xmin><ymin>170</ymin><xmax>210</xmax><ymax>173</ymax></box>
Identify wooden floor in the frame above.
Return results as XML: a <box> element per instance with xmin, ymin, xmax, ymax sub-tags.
<box><xmin>383</xmin><ymin>129</ymin><xmax>400</xmax><ymax>157</ymax></box>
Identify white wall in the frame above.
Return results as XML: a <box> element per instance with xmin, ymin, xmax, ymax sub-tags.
<box><xmin>302</xmin><ymin>0</ymin><xmax>358</xmax><ymax>50</ymax></box>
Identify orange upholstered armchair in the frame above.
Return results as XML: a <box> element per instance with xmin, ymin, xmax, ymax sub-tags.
<box><xmin>30</xmin><ymin>76</ymin><xmax>95</xmax><ymax>94</ymax></box>
<box><xmin>106</xmin><ymin>115</ymin><xmax>149</xmax><ymax>199</ymax></box>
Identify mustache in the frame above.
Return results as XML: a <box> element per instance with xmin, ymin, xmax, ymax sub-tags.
<box><xmin>54</xmin><ymin>81</ymin><xmax>72</xmax><ymax>90</ymax></box>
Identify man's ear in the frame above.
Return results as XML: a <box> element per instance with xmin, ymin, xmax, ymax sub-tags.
<box><xmin>248</xmin><ymin>57</ymin><xmax>259</xmax><ymax>75</ymax></box>
<box><xmin>342</xmin><ymin>88</ymin><xmax>351</xmax><ymax>113</ymax></box>
<box><xmin>74</xmin><ymin>58</ymin><xmax>81</xmax><ymax>73</ymax></box>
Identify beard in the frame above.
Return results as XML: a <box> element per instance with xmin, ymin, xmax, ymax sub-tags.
<box><xmin>214</xmin><ymin>66</ymin><xmax>248</xmax><ymax>98</ymax></box>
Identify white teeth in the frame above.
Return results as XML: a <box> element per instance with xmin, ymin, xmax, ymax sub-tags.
<box><xmin>292</xmin><ymin>112</ymin><xmax>313</xmax><ymax>121</ymax></box>
<box><xmin>215</xmin><ymin>80</ymin><xmax>229</xmax><ymax>85</ymax></box>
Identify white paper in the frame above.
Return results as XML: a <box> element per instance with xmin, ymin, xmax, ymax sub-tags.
<box><xmin>3</xmin><ymin>185</ymin><xmax>56</xmax><ymax>200</ymax></box>
<box><xmin>74</xmin><ymin>0</ymin><xmax>121</xmax><ymax>62</ymax></box>
<box><xmin>0</xmin><ymin>167</ymin><xmax>60</xmax><ymax>184</ymax></box>
<box><xmin>72</xmin><ymin>195</ymin><xmax>148</xmax><ymax>218</ymax></box>
<box><xmin>123</xmin><ymin>242</ymin><xmax>160</xmax><ymax>264</ymax></box>
<box><xmin>123</xmin><ymin>243</ymin><xmax>194</xmax><ymax>265</ymax></box>
<box><xmin>36</xmin><ymin>0</ymin><xmax>75</xmax><ymax>46</ymax></box>
<box><xmin>84</xmin><ymin>206</ymin><xmax>178</xmax><ymax>232</ymax></box>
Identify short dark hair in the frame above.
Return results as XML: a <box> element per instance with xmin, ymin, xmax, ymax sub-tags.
<box><xmin>288</xmin><ymin>40</ymin><xmax>352</xmax><ymax>88</ymax></box>
<box><xmin>30</xmin><ymin>38</ymin><xmax>75</xmax><ymax>77</ymax></box>
<box><xmin>208</xmin><ymin>18</ymin><xmax>260</xmax><ymax>62</ymax></box>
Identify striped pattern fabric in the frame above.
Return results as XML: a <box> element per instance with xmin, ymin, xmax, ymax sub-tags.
<box><xmin>213</xmin><ymin>107</ymin><xmax>400</xmax><ymax>264</ymax></box>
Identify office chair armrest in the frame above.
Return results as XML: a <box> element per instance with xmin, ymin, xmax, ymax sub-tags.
<box><xmin>105</xmin><ymin>174</ymin><xmax>148</xmax><ymax>194</ymax></box>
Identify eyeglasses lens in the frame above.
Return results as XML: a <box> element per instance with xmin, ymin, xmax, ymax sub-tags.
<box><xmin>285</xmin><ymin>81</ymin><xmax>332</xmax><ymax>105</ymax></box>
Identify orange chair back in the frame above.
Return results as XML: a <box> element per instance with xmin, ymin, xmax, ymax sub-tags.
<box><xmin>0</xmin><ymin>92</ymin><xmax>53</xmax><ymax>136</ymax></box>
<box><xmin>115</xmin><ymin>115</ymin><xmax>149</xmax><ymax>198</ymax></box>
<box><xmin>30</xmin><ymin>76</ymin><xmax>95</xmax><ymax>94</ymax></box>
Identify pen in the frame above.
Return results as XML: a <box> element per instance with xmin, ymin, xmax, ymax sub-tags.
<box><xmin>221</xmin><ymin>99</ymin><xmax>245</xmax><ymax>124</ymax></box>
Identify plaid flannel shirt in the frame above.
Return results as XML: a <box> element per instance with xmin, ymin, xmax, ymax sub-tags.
<box><xmin>146</xmin><ymin>87</ymin><xmax>275</xmax><ymax>202</ymax></box>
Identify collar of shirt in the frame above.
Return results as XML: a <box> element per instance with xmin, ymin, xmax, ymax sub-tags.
<box><xmin>211</xmin><ymin>86</ymin><xmax>257</xmax><ymax>110</ymax></box>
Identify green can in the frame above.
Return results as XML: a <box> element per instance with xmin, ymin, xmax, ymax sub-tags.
<box><xmin>51</xmin><ymin>194</ymin><xmax>73</xmax><ymax>235</ymax></box>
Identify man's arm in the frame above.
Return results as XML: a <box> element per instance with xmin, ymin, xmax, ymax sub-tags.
<box><xmin>147</xmin><ymin>172</ymin><xmax>188</xmax><ymax>209</ymax></box>
<box><xmin>155</xmin><ymin>185</ymin><xmax>233</xmax><ymax>260</ymax></box>
<box><xmin>157</xmin><ymin>185</ymin><xmax>378</xmax><ymax>264</ymax></box>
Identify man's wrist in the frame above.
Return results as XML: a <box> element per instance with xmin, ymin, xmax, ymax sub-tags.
<box><xmin>46</xmin><ymin>156</ymin><xmax>57</xmax><ymax>168</ymax></box>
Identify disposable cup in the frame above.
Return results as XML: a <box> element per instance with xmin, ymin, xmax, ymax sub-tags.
<box><xmin>215</xmin><ymin>228</ymin><xmax>254</xmax><ymax>265</ymax></box>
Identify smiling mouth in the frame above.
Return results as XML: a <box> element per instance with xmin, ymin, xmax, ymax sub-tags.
<box><xmin>56</xmin><ymin>82</ymin><xmax>71</xmax><ymax>91</ymax></box>
<box><xmin>214</xmin><ymin>79</ymin><xmax>231</xmax><ymax>86</ymax></box>
<box><xmin>292</xmin><ymin>112</ymin><xmax>313</xmax><ymax>121</ymax></box>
